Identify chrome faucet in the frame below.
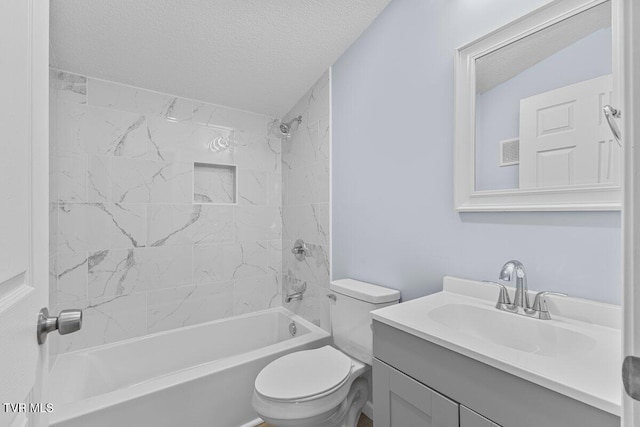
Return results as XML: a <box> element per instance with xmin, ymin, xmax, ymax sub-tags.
<box><xmin>530</xmin><ymin>291</ymin><xmax>567</xmax><ymax>320</ymax></box>
<box><xmin>487</xmin><ymin>260</ymin><xmax>567</xmax><ymax>320</ymax></box>
<box><xmin>498</xmin><ymin>260</ymin><xmax>529</xmax><ymax>310</ymax></box>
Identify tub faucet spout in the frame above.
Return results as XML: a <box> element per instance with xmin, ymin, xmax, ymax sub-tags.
<box><xmin>285</xmin><ymin>282</ymin><xmax>307</xmax><ymax>303</ymax></box>
<box><xmin>285</xmin><ymin>292</ymin><xmax>303</xmax><ymax>303</ymax></box>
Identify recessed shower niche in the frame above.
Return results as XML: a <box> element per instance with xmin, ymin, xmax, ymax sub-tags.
<box><xmin>193</xmin><ymin>162</ymin><xmax>237</xmax><ymax>204</ymax></box>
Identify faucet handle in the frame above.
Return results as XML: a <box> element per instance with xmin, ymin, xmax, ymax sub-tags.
<box><xmin>531</xmin><ymin>291</ymin><xmax>567</xmax><ymax>319</ymax></box>
<box><xmin>483</xmin><ymin>281</ymin><xmax>512</xmax><ymax>308</ymax></box>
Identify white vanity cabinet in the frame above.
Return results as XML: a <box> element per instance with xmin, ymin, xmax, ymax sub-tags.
<box><xmin>373</xmin><ymin>359</ymin><xmax>501</xmax><ymax>427</ymax></box>
<box><xmin>373</xmin><ymin>359</ymin><xmax>459</xmax><ymax>426</ymax></box>
<box><xmin>372</xmin><ymin>320</ymin><xmax>619</xmax><ymax>427</ymax></box>
<box><xmin>459</xmin><ymin>406</ymin><xmax>500</xmax><ymax>427</ymax></box>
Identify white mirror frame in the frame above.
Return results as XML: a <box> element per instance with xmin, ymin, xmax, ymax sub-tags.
<box><xmin>454</xmin><ymin>0</ymin><xmax>622</xmax><ymax>212</ymax></box>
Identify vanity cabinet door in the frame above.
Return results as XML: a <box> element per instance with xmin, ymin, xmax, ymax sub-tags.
<box><xmin>373</xmin><ymin>359</ymin><xmax>459</xmax><ymax>427</ymax></box>
<box><xmin>460</xmin><ymin>406</ymin><xmax>501</xmax><ymax>427</ymax></box>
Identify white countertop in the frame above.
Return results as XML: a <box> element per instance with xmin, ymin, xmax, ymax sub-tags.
<box><xmin>371</xmin><ymin>276</ymin><xmax>622</xmax><ymax>416</ymax></box>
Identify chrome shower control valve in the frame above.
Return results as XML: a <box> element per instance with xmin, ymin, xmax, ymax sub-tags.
<box><xmin>291</xmin><ymin>239</ymin><xmax>310</xmax><ymax>261</ymax></box>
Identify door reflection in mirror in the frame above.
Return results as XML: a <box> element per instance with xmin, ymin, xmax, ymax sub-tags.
<box><xmin>474</xmin><ymin>1</ymin><xmax>616</xmax><ymax>192</ymax></box>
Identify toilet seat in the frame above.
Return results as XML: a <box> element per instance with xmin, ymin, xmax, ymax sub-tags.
<box><xmin>252</xmin><ymin>348</ymin><xmax>368</xmax><ymax>426</ymax></box>
<box><xmin>255</xmin><ymin>346</ymin><xmax>353</xmax><ymax>402</ymax></box>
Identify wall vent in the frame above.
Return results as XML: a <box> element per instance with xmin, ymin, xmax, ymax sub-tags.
<box><xmin>499</xmin><ymin>138</ymin><xmax>519</xmax><ymax>166</ymax></box>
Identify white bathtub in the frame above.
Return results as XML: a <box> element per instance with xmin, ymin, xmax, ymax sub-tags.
<box><xmin>49</xmin><ymin>307</ymin><xmax>330</xmax><ymax>427</ymax></box>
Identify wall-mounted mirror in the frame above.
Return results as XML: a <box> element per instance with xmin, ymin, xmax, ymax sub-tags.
<box><xmin>454</xmin><ymin>0</ymin><xmax>622</xmax><ymax>211</ymax></box>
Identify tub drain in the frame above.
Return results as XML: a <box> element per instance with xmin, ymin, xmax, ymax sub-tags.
<box><xmin>289</xmin><ymin>322</ymin><xmax>297</xmax><ymax>336</ymax></box>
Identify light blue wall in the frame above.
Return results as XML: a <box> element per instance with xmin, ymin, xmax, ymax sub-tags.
<box><xmin>476</xmin><ymin>28</ymin><xmax>612</xmax><ymax>190</ymax></box>
<box><xmin>331</xmin><ymin>0</ymin><xmax>622</xmax><ymax>304</ymax></box>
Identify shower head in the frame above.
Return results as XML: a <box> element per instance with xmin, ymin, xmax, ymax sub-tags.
<box><xmin>279</xmin><ymin>116</ymin><xmax>302</xmax><ymax>135</ymax></box>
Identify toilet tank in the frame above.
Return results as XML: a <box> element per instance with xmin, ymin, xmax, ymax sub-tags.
<box><xmin>329</xmin><ymin>279</ymin><xmax>400</xmax><ymax>365</ymax></box>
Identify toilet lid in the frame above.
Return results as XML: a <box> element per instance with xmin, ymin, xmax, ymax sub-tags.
<box><xmin>255</xmin><ymin>346</ymin><xmax>353</xmax><ymax>401</ymax></box>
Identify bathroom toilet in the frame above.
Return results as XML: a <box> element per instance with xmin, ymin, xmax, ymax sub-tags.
<box><xmin>252</xmin><ymin>279</ymin><xmax>400</xmax><ymax>427</ymax></box>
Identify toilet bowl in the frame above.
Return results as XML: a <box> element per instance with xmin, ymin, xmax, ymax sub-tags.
<box><xmin>252</xmin><ymin>346</ymin><xmax>368</xmax><ymax>427</ymax></box>
<box><xmin>252</xmin><ymin>279</ymin><xmax>400</xmax><ymax>427</ymax></box>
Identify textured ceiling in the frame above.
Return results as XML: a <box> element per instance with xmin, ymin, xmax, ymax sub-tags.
<box><xmin>50</xmin><ymin>0</ymin><xmax>391</xmax><ymax>117</ymax></box>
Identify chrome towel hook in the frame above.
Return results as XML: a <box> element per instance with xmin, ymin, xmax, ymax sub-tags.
<box><xmin>603</xmin><ymin>105</ymin><xmax>622</xmax><ymax>147</ymax></box>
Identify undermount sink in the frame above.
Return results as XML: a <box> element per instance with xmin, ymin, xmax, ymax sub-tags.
<box><xmin>428</xmin><ymin>303</ymin><xmax>596</xmax><ymax>357</ymax></box>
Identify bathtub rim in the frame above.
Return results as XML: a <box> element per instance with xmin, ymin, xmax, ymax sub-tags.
<box><xmin>54</xmin><ymin>306</ymin><xmax>320</xmax><ymax>359</ymax></box>
<box><xmin>50</xmin><ymin>307</ymin><xmax>330</xmax><ymax>425</ymax></box>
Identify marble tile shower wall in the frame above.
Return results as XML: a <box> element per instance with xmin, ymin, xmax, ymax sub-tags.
<box><xmin>49</xmin><ymin>72</ymin><xmax>61</xmax><ymax>363</ymax></box>
<box><xmin>49</xmin><ymin>70</ymin><xmax>283</xmax><ymax>353</ymax></box>
<box><xmin>281</xmin><ymin>70</ymin><xmax>331</xmax><ymax>330</ymax></box>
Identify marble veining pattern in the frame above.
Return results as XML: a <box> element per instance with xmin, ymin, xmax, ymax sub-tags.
<box><xmin>238</xmin><ymin>169</ymin><xmax>267</xmax><ymax>206</ymax></box>
<box><xmin>50</xmin><ymin>69</ymin><xmax>284</xmax><ymax>353</ymax></box>
<box><xmin>193</xmin><ymin>241</ymin><xmax>269</xmax><ymax>284</ymax></box>
<box><xmin>283</xmin><ymin>203</ymin><xmax>329</xmax><ymax>246</ymax></box>
<box><xmin>56</xmin><ymin>102</ymin><xmax>151</xmax><ymax>159</ymax></box>
<box><xmin>281</xmin><ymin>70</ymin><xmax>332</xmax><ymax>330</ymax></box>
<box><xmin>50</xmin><ymin>70</ymin><xmax>86</xmax><ymax>104</ymax></box>
<box><xmin>147</xmin><ymin>204</ymin><xmax>235</xmax><ymax>246</ymax></box>
<box><xmin>57</xmin><ymin>202</ymin><xmax>147</xmax><ymax>253</ymax></box>
<box><xmin>109</xmin><ymin>158</ymin><xmax>193</xmax><ymax>204</ymax></box>
<box><xmin>49</xmin><ymin>68</ymin><xmax>330</xmax><ymax>352</ymax></box>
<box><xmin>87</xmin><ymin>245</ymin><xmax>193</xmax><ymax>299</ymax></box>
<box><xmin>147</xmin><ymin>282</ymin><xmax>234</xmax><ymax>333</ymax></box>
